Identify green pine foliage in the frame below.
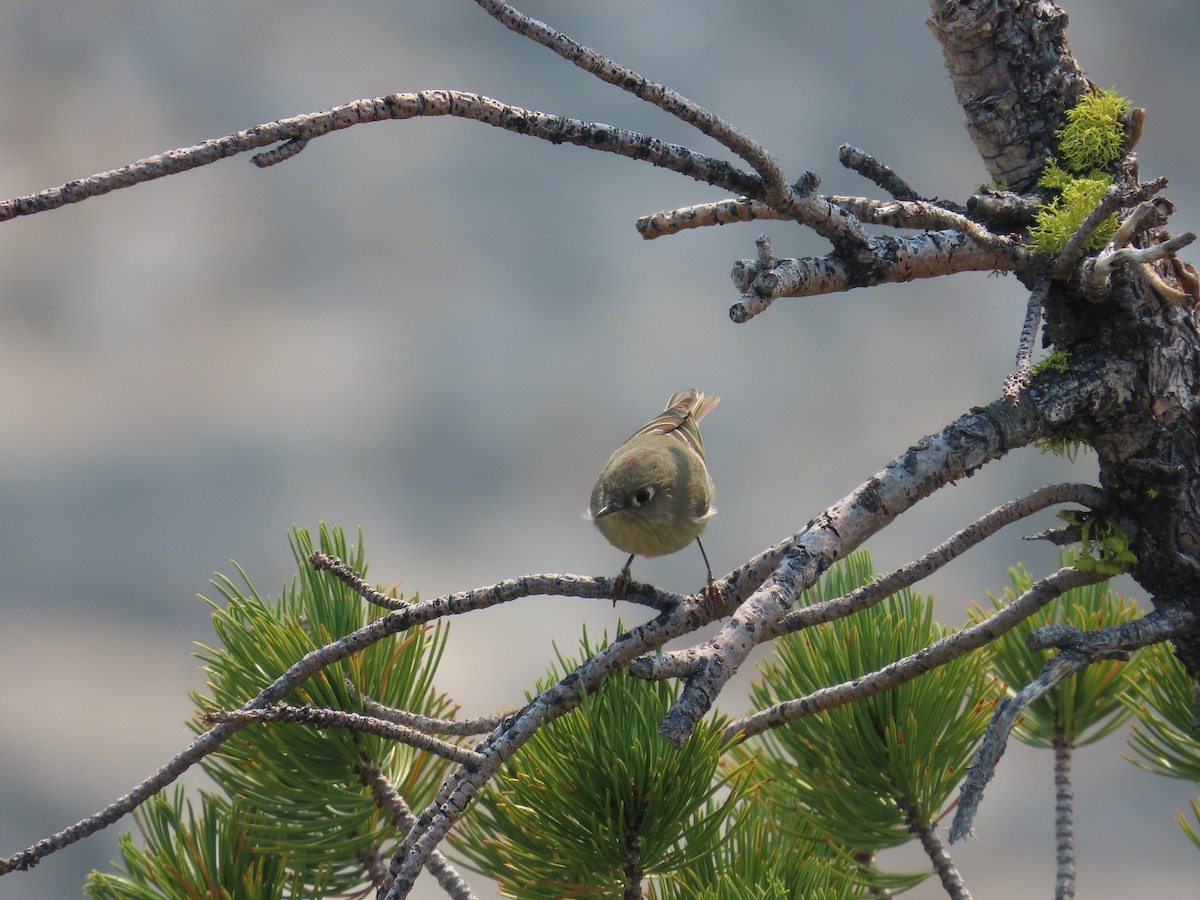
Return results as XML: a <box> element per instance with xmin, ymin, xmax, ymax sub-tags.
<box><xmin>85</xmin><ymin>789</ymin><xmax>321</xmax><ymax>900</ymax></box>
<box><xmin>1123</xmin><ymin>641</ymin><xmax>1200</xmax><ymax>854</ymax></box>
<box><xmin>738</xmin><ymin>551</ymin><xmax>998</xmax><ymax>859</ymax></box>
<box><xmin>969</xmin><ymin>557</ymin><xmax>1144</xmax><ymax>749</ymax></box>
<box><xmin>1124</xmin><ymin>641</ymin><xmax>1200</xmax><ymax>782</ymax></box>
<box><xmin>83</xmin><ymin>524</ymin><xmax>1195</xmax><ymax>896</ymax></box>
<box><xmin>451</xmin><ymin>630</ymin><xmax>743</xmax><ymax>899</ymax></box>
<box><xmin>188</xmin><ymin>525</ymin><xmax>455</xmax><ymax>894</ymax></box>
<box><xmin>653</xmin><ymin>814</ymin><xmax>865</xmax><ymax>900</ymax></box>
<box><xmin>87</xmin><ymin>525</ymin><xmax>456</xmax><ymax>898</ymax></box>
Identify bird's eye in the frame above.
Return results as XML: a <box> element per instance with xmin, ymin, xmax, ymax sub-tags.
<box><xmin>632</xmin><ymin>487</ymin><xmax>655</xmax><ymax>507</ymax></box>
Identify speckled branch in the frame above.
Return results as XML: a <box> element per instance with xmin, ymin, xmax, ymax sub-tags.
<box><xmin>359</xmin><ymin>763</ymin><xmax>476</xmax><ymax>900</ymax></box>
<box><xmin>653</xmin><ymin>361</ymin><xmax>1118</xmax><ymax>748</ymax></box>
<box><xmin>726</xmin><ymin>566</ymin><xmax>1106</xmax><ymax>743</ymax></box>
<box><xmin>0</xmin><ymin>91</ymin><xmax>764</xmax><ymax>223</ymax></box>
<box><xmin>949</xmin><ymin>604</ymin><xmax>1196</xmax><ymax>843</ymax></box>
<box><xmin>203</xmin><ymin>704</ymin><xmax>483</xmax><ymax>766</ymax></box>
<box><xmin>728</xmin><ymin>227</ymin><xmax>1027</xmax><ymax>324</ymax></box>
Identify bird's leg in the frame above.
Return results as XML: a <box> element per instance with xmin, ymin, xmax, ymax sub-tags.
<box><xmin>611</xmin><ymin>554</ymin><xmax>635</xmax><ymax>605</ymax></box>
<box><xmin>695</xmin><ymin>538</ymin><xmax>720</xmax><ymax>613</ymax></box>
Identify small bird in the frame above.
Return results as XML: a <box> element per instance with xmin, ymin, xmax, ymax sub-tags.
<box><xmin>589</xmin><ymin>388</ymin><xmax>719</xmax><ymax>602</ymax></box>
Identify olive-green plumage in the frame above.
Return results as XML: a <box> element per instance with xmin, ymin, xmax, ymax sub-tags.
<box><xmin>590</xmin><ymin>389</ymin><xmax>719</xmax><ymax>598</ymax></box>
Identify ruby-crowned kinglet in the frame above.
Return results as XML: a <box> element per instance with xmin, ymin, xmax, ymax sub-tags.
<box><xmin>589</xmin><ymin>388</ymin><xmax>719</xmax><ymax>601</ymax></box>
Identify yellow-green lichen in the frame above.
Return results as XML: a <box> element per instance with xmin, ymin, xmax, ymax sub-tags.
<box><xmin>1034</xmin><ymin>433</ymin><xmax>1089</xmax><ymax>462</ymax></box>
<box><xmin>1056</xmin><ymin>88</ymin><xmax>1132</xmax><ymax>174</ymax></box>
<box><xmin>1031</xmin><ymin>349</ymin><xmax>1070</xmax><ymax>376</ymax></box>
<box><xmin>1028</xmin><ymin>88</ymin><xmax>1131</xmax><ymax>256</ymax></box>
<box><xmin>1057</xmin><ymin>510</ymin><xmax>1138</xmax><ymax>575</ymax></box>
<box><xmin>1029</xmin><ymin>174</ymin><xmax>1116</xmax><ymax>255</ymax></box>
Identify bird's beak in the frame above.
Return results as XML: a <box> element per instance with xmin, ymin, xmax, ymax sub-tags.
<box><xmin>593</xmin><ymin>500</ymin><xmax>620</xmax><ymax>519</ymax></box>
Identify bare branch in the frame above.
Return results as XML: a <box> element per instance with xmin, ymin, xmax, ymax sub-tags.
<box><xmin>634</xmin><ymin>484</ymin><xmax>1105</xmax><ymax>688</ymax></box>
<box><xmin>1004</xmin><ymin>277</ymin><xmax>1051</xmax><ymax>401</ymax></box>
<box><xmin>471</xmin><ymin>0</ymin><xmax>793</xmax><ymax>205</ymax></box>
<box><xmin>649</xmin><ymin>362</ymin><xmax>1116</xmax><ymax>747</ymax></box>
<box><xmin>893</xmin><ymin>788</ymin><xmax>972</xmax><ymax>900</ymax></box>
<box><xmin>359</xmin><ymin>763</ymin><xmax>477</xmax><ymax>900</ymax></box>
<box><xmin>636</xmin><ymin>196</ymin><xmax>780</xmax><ymax>239</ymax></box>
<box><xmin>838</xmin><ymin>144</ymin><xmax>921</xmax><ymax>201</ymax></box>
<box><xmin>1051</xmin><ymin>176</ymin><xmax>1169</xmax><ymax>282</ymax></box>
<box><xmin>949</xmin><ymin>603</ymin><xmax>1197</xmax><ymax>843</ymax></box>
<box><xmin>728</xmin><ymin>229</ymin><xmax>1024</xmax><ymax>324</ymax></box>
<box><xmin>1053</xmin><ymin>728</ymin><xmax>1077</xmax><ymax>900</ymax></box>
<box><xmin>0</xmin><ymin>91</ymin><xmax>764</xmax><ymax>223</ymax></box>
<box><xmin>203</xmin><ymin>704</ymin><xmax>484</xmax><ymax>766</ymax></box>
<box><xmin>771</xmin><ymin>483</ymin><xmax>1105</xmax><ymax>637</ymax></box>
<box><xmin>1083</xmin><ymin>232</ymin><xmax>1197</xmax><ymax>296</ymax></box>
<box><xmin>726</xmin><ymin>567</ymin><xmax>1106</xmax><ymax>743</ymax></box>
<box><xmin>310</xmin><ymin>551</ymin><xmax>682</xmax><ymax>613</ymax></box>
<box><xmin>359</xmin><ymin>693</ymin><xmax>519</xmax><ymax>737</ymax></box>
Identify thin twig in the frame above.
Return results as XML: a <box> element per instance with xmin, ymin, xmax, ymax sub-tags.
<box><xmin>1051</xmin><ymin>177</ymin><xmax>1169</xmax><ymax>282</ymax></box>
<box><xmin>472</xmin><ymin>2</ymin><xmax>894</xmax><ymax>256</ymax></box>
<box><xmin>1053</xmin><ymin>728</ymin><xmax>1076</xmax><ymax>900</ymax></box>
<box><xmin>949</xmin><ymin>603</ymin><xmax>1196</xmax><ymax>842</ymax></box>
<box><xmin>838</xmin><ymin>144</ymin><xmax>920</xmax><ymax>201</ymax></box>
<box><xmin>310</xmin><ymin>551</ymin><xmax>681</xmax><ymax>612</ymax></box>
<box><xmin>768</xmin><ymin>483</ymin><xmax>1104</xmax><ymax>638</ymax></box>
<box><xmin>893</xmin><ymin>789</ymin><xmax>972</xmax><ymax>900</ymax></box>
<box><xmin>1004</xmin><ymin>277</ymin><xmax>1051</xmax><ymax>401</ymax></box>
<box><xmin>727</xmin><ymin>567</ymin><xmax>1106</xmax><ymax>742</ymax></box>
<box><xmin>471</xmin><ymin>0</ymin><xmax>791</xmax><ymax>204</ymax></box>
<box><xmin>360</xmin><ymin>694</ymin><xmax>519</xmax><ymax>737</ymax></box>
<box><xmin>0</xmin><ymin>91</ymin><xmax>763</xmax><ymax>223</ymax></box>
<box><xmin>203</xmin><ymin>705</ymin><xmax>483</xmax><ymax>766</ymax></box>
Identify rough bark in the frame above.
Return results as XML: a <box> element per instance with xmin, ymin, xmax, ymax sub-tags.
<box><xmin>929</xmin><ymin>0</ymin><xmax>1091</xmax><ymax>192</ymax></box>
<box><xmin>931</xmin><ymin>0</ymin><xmax>1200</xmax><ymax>673</ymax></box>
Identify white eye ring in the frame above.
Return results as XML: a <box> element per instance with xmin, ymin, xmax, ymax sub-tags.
<box><xmin>632</xmin><ymin>486</ymin><xmax>655</xmax><ymax>507</ymax></box>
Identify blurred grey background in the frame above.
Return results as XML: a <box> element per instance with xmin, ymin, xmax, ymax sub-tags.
<box><xmin>1</xmin><ymin>1</ymin><xmax>1198</xmax><ymax>897</ymax></box>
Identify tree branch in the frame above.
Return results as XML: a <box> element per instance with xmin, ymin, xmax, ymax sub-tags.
<box><xmin>726</xmin><ymin>566</ymin><xmax>1106</xmax><ymax>742</ymax></box>
<box><xmin>949</xmin><ymin>603</ymin><xmax>1198</xmax><ymax>843</ymax></box>
<box><xmin>1053</xmin><ymin>727</ymin><xmax>1076</xmax><ymax>900</ymax></box>
<box><xmin>0</xmin><ymin>91</ymin><xmax>765</xmax><ymax>223</ymax></box>
<box><xmin>359</xmin><ymin>761</ymin><xmax>477</xmax><ymax>900</ymax></box>
<box><xmin>644</xmin><ymin>363</ymin><xmax>1113</xmax><ymax>747</ymax></box>
<box><xmin>202</xmin><ymin>704</ymin><xmax>484</xmax><ymax>766</ymax></box>
<box><xmin>728</xmin><ymin>228</ymin><xmax>1024</xmax><ymax>323</ymax></box>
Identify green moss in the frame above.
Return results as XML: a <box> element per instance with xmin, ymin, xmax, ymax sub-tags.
<box><xmin>1057</xmin><ymin>510</ymin><xmax>1138</xmax><ymax>575</ymax></box>
<box><xmin>1034</xmin><ymin>433</ymin><xmax>1088</xmax><ymax>462</ymax></box>
<box><xmin>1031</xmin><ymin>349</ymin><xmax>1070</xmax><ymax>376</ymax></box>
<box><xmin>1028</xmin><ymin>88</ymin><xmax>1131</xmax><ymax>256</ymax></box>
<box><xmin>1056</xmin><ymin>88</ymin><xmax>1132</xmax><ymax>174</ymax></box>
<box><xmin>1029</xmin><ymin>173</ymin><xmax>1116</xmax><ymax>255</ymax></box>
